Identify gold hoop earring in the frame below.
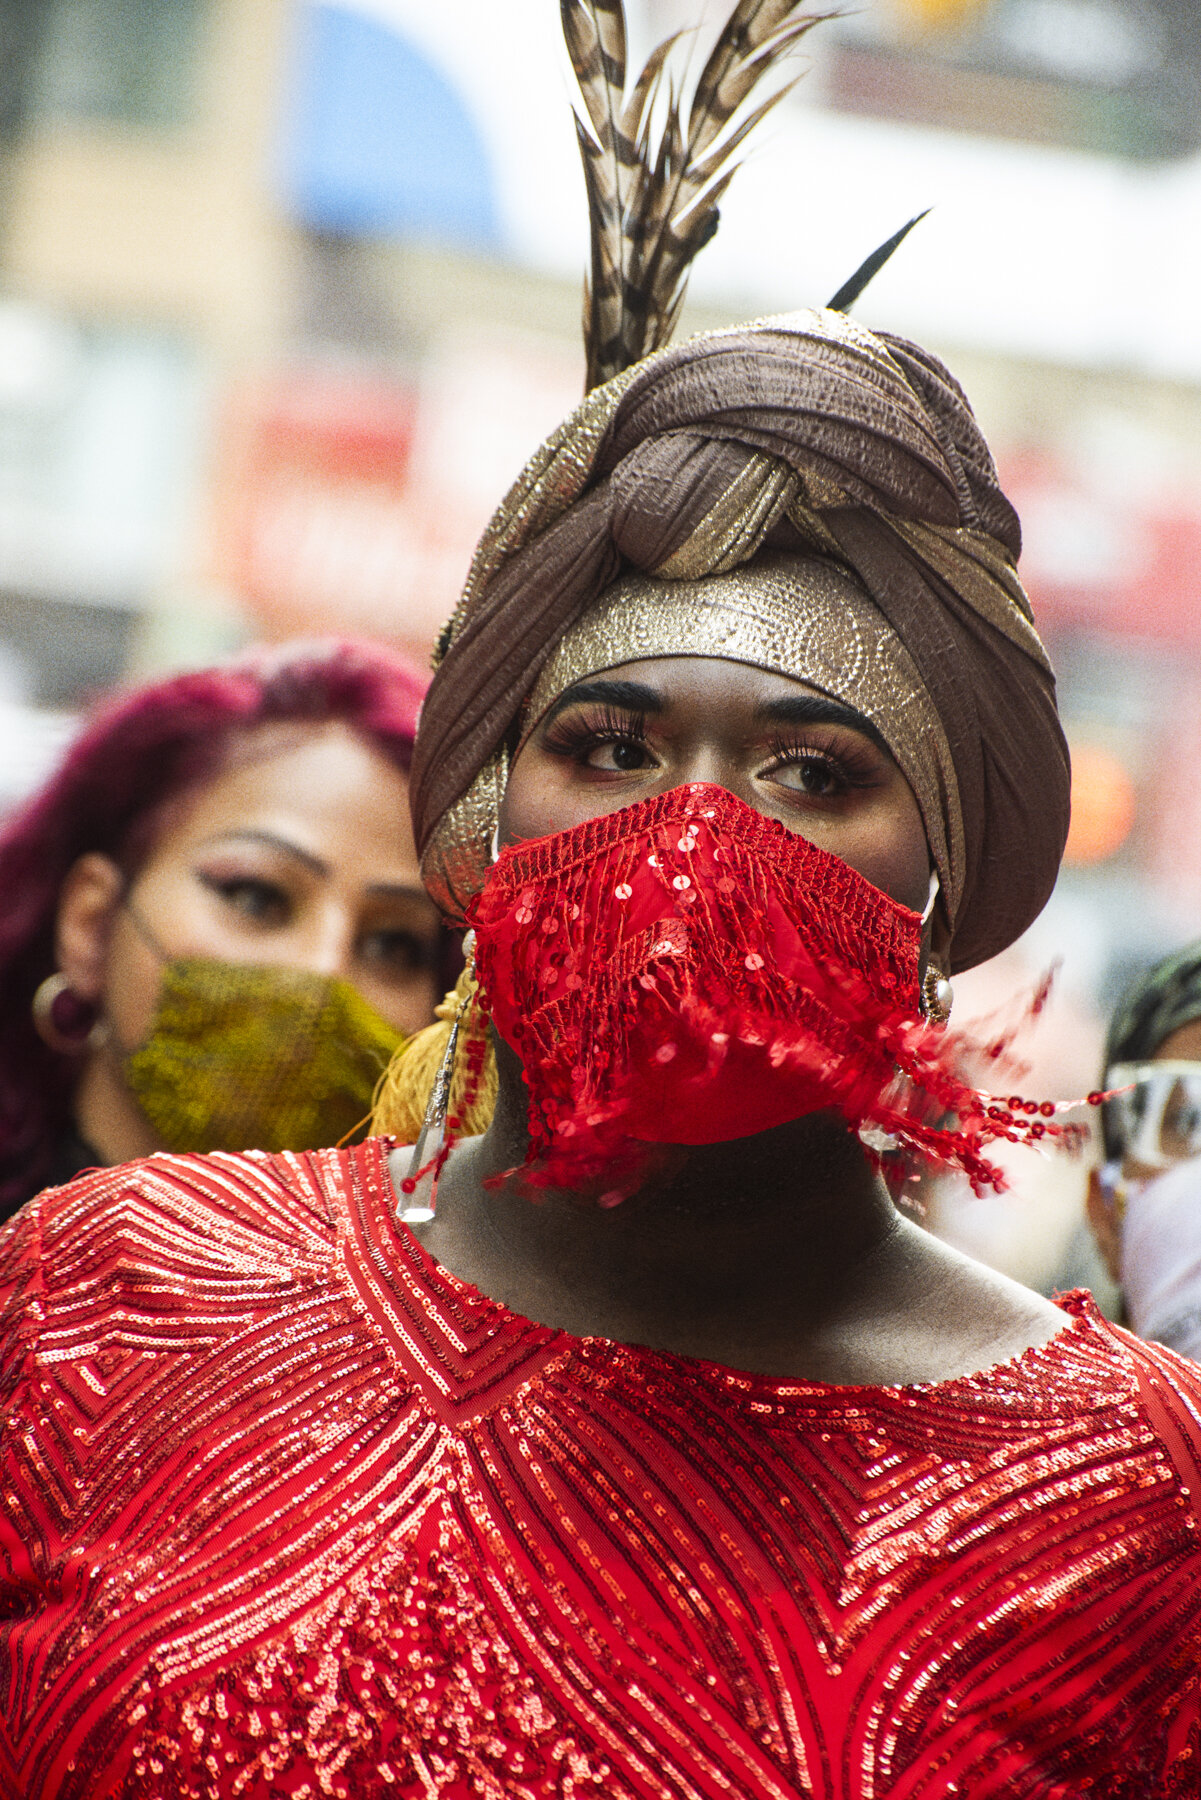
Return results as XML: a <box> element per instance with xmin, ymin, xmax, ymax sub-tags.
<box><xmin>31</xmin><ymin>972</ymin><xmax>104</xmax><ymax>1055</ymax></box>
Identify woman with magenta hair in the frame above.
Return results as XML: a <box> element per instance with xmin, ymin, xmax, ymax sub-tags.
<box><xmin>0</xmin><ymin>637</ymin><xmax>442</xmax><ymax>1218</ymax></box>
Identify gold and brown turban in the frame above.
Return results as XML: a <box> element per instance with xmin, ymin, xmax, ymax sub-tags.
<box><xmin>411</xmin><ymin>306</ymin><xmax>1069</xmax><ymax>974</ymax></box>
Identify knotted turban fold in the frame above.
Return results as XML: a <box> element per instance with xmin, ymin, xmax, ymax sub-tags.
<box><xmin>412</xmin><ymin>309</ymin><xmax>1070</xmax><ymax>973</ymax></box>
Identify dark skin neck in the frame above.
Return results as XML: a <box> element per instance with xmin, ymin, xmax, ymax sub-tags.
<box><xmin>397</xmin><ymin>1038</ymin><xmax>1065</xmax><ymax>1388</ymax></box>
<box><xmin>401</xmin><ymin>655</ymin><xmax>1066</xmax><ymax>1386</ymax></box>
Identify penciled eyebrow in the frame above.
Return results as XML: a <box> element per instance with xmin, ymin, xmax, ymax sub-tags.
<box><xmin>539</xmin><ymin>679</ymin><xmax>892</xmax><ymax>757</ymax></box>
<box><xmin>541</xmin><ymin>679</ymin><xmax>664</xmax><ymax>725</ymax></box>
<box><xmin>196</xmin><ymin>833</ymin><xmax>430</xmax><ymax>904</ymax></box>
<box><xmin>194</xmin><ymin>828</ymin><xmax>330</xmax><ymax>877</ymax></box>
<box><xmin>757</xmin><ymin>694</ymin><xmax>890</xmax><ymax>754</ymax></box>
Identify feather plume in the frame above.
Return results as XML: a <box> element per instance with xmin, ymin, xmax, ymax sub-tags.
<box><xmin>563</xmin><ymin>0</ymin><xmax>826</xmax><ymax>391</ymax></box>
<box><xmin>826</xmin><ymin>212</ymin><xmax>930</xmax><ymax>314</ymax></box>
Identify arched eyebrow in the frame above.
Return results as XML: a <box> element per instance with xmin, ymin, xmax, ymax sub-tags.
<box><xmin>758</xmin><ymin>694</ymin><xmax>890</xmax><ymax>755</ymax></box>
<box><xmin>540</xmin><ymin>680</ymin><xmax>891</xmax><ymax>757</ymax></box>
<box><xmin>196</xmin><ymin>830</ymin><xmax>430</xmax><ymax>904</ymax></box>
<box><xmin>542</xmin><ymin>679</ymin><xmax>663</xmax><ymax>724</ymax></box>
<box><xmin>194</xmin><ymin>828</ymin><xmax>329</xmax><ymax>876</ymax></box>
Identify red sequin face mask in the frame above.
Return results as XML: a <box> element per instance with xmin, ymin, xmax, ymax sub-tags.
<box><xmin>469</xmin><ymin>784</ymin><xmax>1063</xmax><ymax>1199</ymax></box>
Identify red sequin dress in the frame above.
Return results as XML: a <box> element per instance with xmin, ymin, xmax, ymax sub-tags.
<box><xmin>2</xmin><ymin>1139</ymin><xmax>1200</xmax><ymax>1800</ymax></box>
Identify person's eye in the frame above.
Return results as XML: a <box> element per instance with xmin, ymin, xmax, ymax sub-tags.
<box><xmin>762</xmin><ymin>734</ymin><xmax>880</xmax><ymax>801</ymax></box>
<box><xmin>541</xmin><ymin>705</ymin><xmax>657</xmax><ymax>775</ymax></box>
<box><xmin>587</xmin><ymin>738</ymin><xmax>654</xmax><ymax>772</ymax></box>
<box><xmin>358</xmin><ymin>927</ymin><xmax>437</xmax><ymax>978</ymax></box>
<box><xmin>199</xmin><ymin>873</ymin><xmax>291</xmax><ymax>926</ymax></box>
<box><xmin>770</xmin><ymin>752</ymin><xmax>848</xmax><ymax>798</ymax></box>
<box><xmin>1164</xmin><ymin>1088</ymin><xmax>1201</xmax><ymax>1154</ymax></box>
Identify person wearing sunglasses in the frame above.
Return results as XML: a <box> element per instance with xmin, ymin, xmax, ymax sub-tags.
<box><xmin>1088</xmin><ymin>943</ymin><xmax>1201</xmax><ymax>1361</ymax></box>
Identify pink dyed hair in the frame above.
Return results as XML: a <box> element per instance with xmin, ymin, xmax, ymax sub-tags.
<box><xmin>0</xmin><ymin>638</ymin><xmax>427</xmax><ymax>1211</ymax></box>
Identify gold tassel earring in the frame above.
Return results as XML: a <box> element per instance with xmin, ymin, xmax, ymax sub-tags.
<box><xmin>389</xmin><ymin>933</ymin><xmax>495</xmax><ymax>1224</ymax></box>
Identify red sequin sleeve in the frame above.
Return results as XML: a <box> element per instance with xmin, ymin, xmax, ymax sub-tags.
<box><xmin>0</xmin><ymin>1165</ymin><xmax>186</xmax><ymax>1800</ymax></box>
<box><xmin>0</xmin><ymin>1157</ymin><xmax>316</xmax><ymax>1800</ymax></box>
<box><xmin>0</xmin><ymin>1190</ymin><xmax>73</xmax><ymax>1800</ymax></box>
<box><xmin>0</xmin><ymin>1194</ymin><xmax>52</xmax><ymax>1558</ymax></box>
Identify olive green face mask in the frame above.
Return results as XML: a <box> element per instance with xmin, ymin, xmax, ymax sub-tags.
<box><xmin>123</xmin><ymin>958</ymin><xmax>404</xmax><ymax>1155</ymax></box>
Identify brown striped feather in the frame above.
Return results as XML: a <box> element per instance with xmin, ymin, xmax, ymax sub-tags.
<box><xmin>563</xmin><ymin>0</ymin><xmax>828</xmax><ymax>390</ymax></box>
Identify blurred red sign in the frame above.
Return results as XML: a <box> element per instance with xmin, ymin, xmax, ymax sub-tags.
<box><xmin>1145</xmin><ymin>671</ymin><xmax>1201</xmax><ymax>916</ymax></box>
<box><xmin>211</xmin><ymin>368</ymin><xmax>460</xmax><ymax>657</ymax></box>
<box><xmin>1002</xmin><ymin>447</ymin><xmax>1201</xmax><ymax>647</ymax></box>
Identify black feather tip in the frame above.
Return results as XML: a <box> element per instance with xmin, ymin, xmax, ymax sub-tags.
<box><xmin>826</xmin><ymin>211</ymin><xmax>930</xmax><ymax>315</ymax></box>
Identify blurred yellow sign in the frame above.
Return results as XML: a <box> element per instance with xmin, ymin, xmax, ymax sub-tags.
<box><xmin>890</xmin><ymin>0</ymin><xmax>994</xmax><ymax>33</ymax></box>
<box><xmin>1063</xmin><ymin>744</ymin><xmax>1137</xmax><ymax>867</ymax></box>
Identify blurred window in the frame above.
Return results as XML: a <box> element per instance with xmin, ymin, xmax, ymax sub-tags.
<box><xmin>799</xmin><ymin>0</ymin><xmax>1201</xmax><ymax>160</ymax></box>
<box><xmin>0</xmin><ymin>1</ymin><xmax>50</xmax><ymax>145</ymax></box>
<box><xmin>31</xmin><ymin>0</ymin><xmax>207</xmax><ymax>131</ymax></box>
<box><xmin>0</xmin><ymin>301</ymin><xmax>199</xmax><ymax>611</ymax></box>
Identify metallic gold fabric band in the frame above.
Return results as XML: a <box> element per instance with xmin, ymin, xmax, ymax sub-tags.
<box><xmin>522</xmin><ymin>554</ymin><xmax>962</xmax><ymax>914</ymax></box>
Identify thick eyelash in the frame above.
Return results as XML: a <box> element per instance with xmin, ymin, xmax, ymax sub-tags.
<box><xmin>765</xmin><ymin>735</ymin><xmax>879</xmax><ymax>788</ymax></box>
<box><xmin>541</xmin><ymin>705</ymin><xmax>649</xmax><ymax>761</ymax></box>
<box><xmin>199</xmin><ymin>872</ymin><xmax>278</xmax><ymax>897</ymax></box>
<box><xmin>197</xmin><ymin>871</ymin><xmax>290</xmax><ymax>914</ymax></box>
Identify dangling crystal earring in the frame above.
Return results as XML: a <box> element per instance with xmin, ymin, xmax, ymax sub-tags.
<box><xmin>31</xmin><ymin>972</ymin><xmax>104</xmax><ymax>1054</ymax></box>
<box><xmin>397</xmin><ymin>931</ymin><xmax>476</xmax><ymax>1224</ymax></box>
<box><xmin>921</xmin><ymin>964</ymin><xmax>954</xmax><ymax>1025</ymax></box>
<box><xmin>918</xmin><ymin>872</ymin><xmax>953</xmax><ymax>1023</ymax></box>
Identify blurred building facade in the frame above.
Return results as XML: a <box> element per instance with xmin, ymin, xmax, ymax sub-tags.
<box><xmin>3</xmin><ymin>0</ymin><xmax>1201</xmax><ymax>1294</ymax></box>
<box><xmin>0</xmin><ymin>0</ymin><xmax>289</xmax><ymax>791</ymax></box>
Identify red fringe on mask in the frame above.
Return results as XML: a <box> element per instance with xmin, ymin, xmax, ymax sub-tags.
<box><xmin>469</xmin><ymin>786</ymin><xmax>1092</xmax><ymax>1203</ymax></box>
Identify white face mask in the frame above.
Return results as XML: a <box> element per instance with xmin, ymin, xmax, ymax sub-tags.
<box><xmin>1120</xmin><ymin>1155</ymin><xmax>1201</xmax><ymax>1363</ymax></box>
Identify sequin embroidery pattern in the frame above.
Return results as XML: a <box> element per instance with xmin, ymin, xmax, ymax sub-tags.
<box><xmin>1</xmin><ymin>1139</ymin><xmax>1200</xmax><ymax>1799</ymax></box>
